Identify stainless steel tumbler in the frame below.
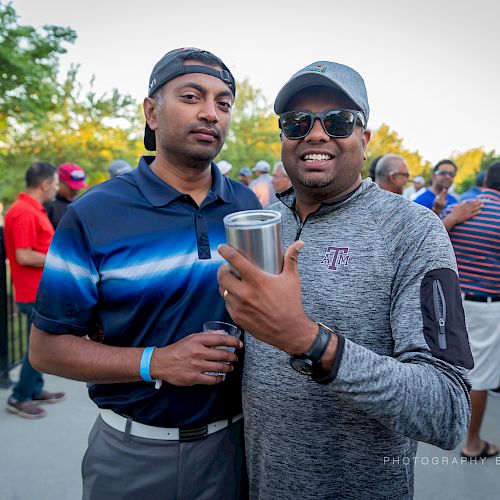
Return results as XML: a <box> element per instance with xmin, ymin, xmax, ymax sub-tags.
<box><xmin>223</xmin><ymin>210</ymin><xmax>284</xmax><ymax>274</ymax></box>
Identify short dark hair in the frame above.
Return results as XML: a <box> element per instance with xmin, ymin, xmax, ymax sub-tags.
<box><xmin>485</xmin><ymin>162</ymin><xmax>500</xmax><ymax>191</ymax></box>
<box><xmin>25</xmin><ymin>162</ymin><xmax>57</xmax><ymax>188</ymax></box>
<box><xmin>433</xmin><ymin>159</ymin><xmax>457</xmax><ymax>173</ymax></box>
<box><xmin>368</xmin><ymin>155</ymin><xmax>383</xmax><ymax>181</ymax></box>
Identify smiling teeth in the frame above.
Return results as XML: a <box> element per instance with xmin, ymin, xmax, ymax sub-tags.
<box><xmin>304</xmin><ymin>154</ymin><xmax>332</xmax><ymax>162</ymax></box>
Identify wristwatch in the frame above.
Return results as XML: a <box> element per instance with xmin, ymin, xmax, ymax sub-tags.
<box><xmin>289</xmin><ymin>323</ymin><xmax>333</xmax><ymax>377</ymax></box>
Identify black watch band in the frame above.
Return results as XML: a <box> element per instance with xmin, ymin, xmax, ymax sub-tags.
<box><xmin>289</xmin><ymin>323</ymin><xmax>333</xmax><ymax>377</ymax></box>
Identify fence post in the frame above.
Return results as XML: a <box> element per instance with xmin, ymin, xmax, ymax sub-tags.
<box><xmin>0</xmin><ymin>225</ymin><xmax>12</xmax><ymax>387</ymax></box>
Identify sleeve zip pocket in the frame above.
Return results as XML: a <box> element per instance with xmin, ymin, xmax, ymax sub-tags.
<box><xmin>432</xmin><ymin>279</ymin><xmax>447</xmax><ymax>350</ymax></box>
<box><xmin>420</xmin><ymin>268</ymin><xmax>473</xmax><ymax>369</ymax></box>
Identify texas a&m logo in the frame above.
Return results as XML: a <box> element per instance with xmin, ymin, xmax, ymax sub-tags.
<box><xmin>321</xmin><ymin>247</ymin><xmax>350</xmax><ymax>271</ymax></box>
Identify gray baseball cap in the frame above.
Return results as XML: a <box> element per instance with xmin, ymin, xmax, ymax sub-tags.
<box><xmin>274</xmin><ymin>61</ymin><xmax>369</xmax><ymax>123</ymax></box>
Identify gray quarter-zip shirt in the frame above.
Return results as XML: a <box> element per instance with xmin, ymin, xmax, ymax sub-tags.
<box><xmin>243</xmin><ymin>178</ymin><xmax>472</xmax><ymax>500</ymax></box>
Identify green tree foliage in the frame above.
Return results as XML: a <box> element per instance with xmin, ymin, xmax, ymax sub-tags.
<box><xmin>452</xmin><ymin>148</ymin><xmax>499</xmax><ymax>193</ymax></box>
<box><xmin>217</xmin><ymin>79</ymin><xmax>281</xmax><ymax>177</ymax></box>
<box><xmin>363</xmin><ymin>123</ymin><xmax>430</xmax><ymax>179</ymax></box>
<box><xmin>0</xmin><ymin>2</ymin><xmax>143</xmax><ymax>204</ymax></box>
<box><xmin>0</xmin><ymin>1</ymin><xmax>76</xmax><ymax>132</ymax></box>
<box><xmin>1</xmin><ymin>66</ymin><xmax>143</xmax><ymax>202</ymax></box>
<box><xmin>450</xmin><ymin>148</ymin><xmax>484</xmax><ymax>193</ymax></box>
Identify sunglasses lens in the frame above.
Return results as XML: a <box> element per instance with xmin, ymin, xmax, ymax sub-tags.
<box><xmin>281</xmin><ymin>112</ymin><xmax>312</xmax><ymax>139</ymax></box>
<box><xmin>280</xmin><ymin>110</ymin><xmax>359</xmax><ymax>139</ymax></box>
<box><xmin>435</xmin><ymin>170</ymin><xmax>455</xmax><ymax>177</ymax></box>
<box><xmin>323</xmin><ymin>110</ymin><xmax>356</xmax><ymax>137</ymax></box>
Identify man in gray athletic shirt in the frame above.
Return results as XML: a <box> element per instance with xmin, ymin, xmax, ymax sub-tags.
<box><xmin>217</xmin><ymin>61</ymin><xmax>473</xmax><ymax>499</ymax></box>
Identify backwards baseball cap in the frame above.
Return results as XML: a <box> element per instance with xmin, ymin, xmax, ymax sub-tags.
<box><xmin>108</xmin><ymin>159</ymin><xmax>132</xmax><ymax>177</ymax></box>
<box><xmin>57</xmin><ymin>163</ymin><xmax>88</xmax><ymax>190</ymax></box>
<box><xmin>144</xmin><ymin>47</ymin><xmax>236</xmax><ymax>151</ymax></box>
<box><xmin>274</xmin><ymin>61</ymin><xmax>369</xmax><ymax>123</ymax></box>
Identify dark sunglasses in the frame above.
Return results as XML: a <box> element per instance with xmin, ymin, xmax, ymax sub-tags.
<box><xmin>278</xmin><ymin>109</ymin><xmax>366</xmax><ymax>140</ymax></box>
<box><xmin>434</xmin><ymin>170</ymin><xmax>455</xmax><ymax>178</ymax></box>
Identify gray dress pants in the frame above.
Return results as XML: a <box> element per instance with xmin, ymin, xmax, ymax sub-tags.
<box><xmin>82</xmin><ymin>415</ymin><xmax>247</xmax><ymax>500</ymax></box>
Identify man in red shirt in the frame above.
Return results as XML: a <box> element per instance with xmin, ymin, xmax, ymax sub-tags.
<box><xmin>4</xmin><ymin>162</ymin><xmax>65</xmax><ymax>418</ymax></box>
<box><xmin>44</xmin><ymin>163</ymin><xmax>88</xmax><ymax>229</ymax></box>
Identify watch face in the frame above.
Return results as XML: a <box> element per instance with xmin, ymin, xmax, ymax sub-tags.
<box><xmin>289</xmin><ymin>357</ymin><xmax>314</xmax><ymax>376</ymax></box>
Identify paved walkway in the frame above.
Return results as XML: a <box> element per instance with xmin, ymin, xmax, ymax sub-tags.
<box><xmin>1</xmin><ymin>367</ymin><xmax>499</xmax><ymax>499</ymax></box>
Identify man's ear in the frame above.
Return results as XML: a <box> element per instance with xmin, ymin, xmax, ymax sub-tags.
<box><xmin>361</xmin><ymin>128</ymin><xmax>371</xmax><ymax>160</ymax></box>
<box><xmin>143</xmin><ymin>97</ymin><xmax>158</xmax><ymax>131</ymax></box>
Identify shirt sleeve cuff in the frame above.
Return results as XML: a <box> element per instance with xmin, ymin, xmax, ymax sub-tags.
<box><xmin>32</xmin><ymin>309</ymin><xmax>89</xmax><ymax>336</ymax></box>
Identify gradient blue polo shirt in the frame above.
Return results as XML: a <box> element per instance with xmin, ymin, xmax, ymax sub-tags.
<box><xmin>33</xmin><ymin>156</ymin><xmax>260</xmax><ymax>427</ymax></box>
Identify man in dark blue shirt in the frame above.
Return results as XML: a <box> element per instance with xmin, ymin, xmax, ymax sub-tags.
<box><xmin>29</xmin><ymin>47</ymin><xmax>260</xmax><ymax>500</ymax></box>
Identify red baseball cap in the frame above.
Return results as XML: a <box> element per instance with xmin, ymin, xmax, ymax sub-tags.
<box><xmin>57</xmin><ymin>163</ymin><xmax>88</xmax><ymax>190</ymax></box>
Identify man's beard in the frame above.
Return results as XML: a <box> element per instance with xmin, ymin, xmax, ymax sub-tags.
<box><xmin>186</xmin><ymin>145</ymin><xmax>222</xmax><ymax>164</ymax></box>
<box><xmin>295</xmin><ymin>171</ymin><xmax>335</xmax><ymax>189</ymax></box>
<box><xmin>157</xmin><ymin>130</ymin><xmax>224</xmax><ymax>168</ymax></box>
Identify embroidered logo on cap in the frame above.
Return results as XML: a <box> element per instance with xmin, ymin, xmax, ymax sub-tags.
<box><xmin>321</xmin><ymin>247</ymin><xmax>350</xmax><ymax>271</ymax></box>
<box><xmin>308</xmin><ymin>64</ymin><xmax>327</xmax><ymax>74</ymax></box>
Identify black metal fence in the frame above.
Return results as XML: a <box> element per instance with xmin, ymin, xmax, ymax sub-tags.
<box><xmin>0</xmin><ymin>226</ymin><xmax>29</xmax><ymax>388</ymax></box>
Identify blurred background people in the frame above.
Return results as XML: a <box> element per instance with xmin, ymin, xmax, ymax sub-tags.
<box><xmin>460</xmin><ymin>171</ymin><xmax>487</xmax><ymax>201</ymax></box>
<box><xmin>108</xmin><ymin>159</ymin><xmax>132</xmax><ymax>178</ymax></box>
<box><xmin>445</xmin><ymin>162</ymin><xmax>500</xmax><ymax>460</ymax></box>
<box><xmin>413</xmin><ymin>160</ymin><xmax>458</xmax><ymax>215</ymax></box>
<box><xmin>44</xmin><ymin>163</ymin><xmax>87</xmax><ymax>228</ymax></box>
<box><xmin>217</xmin><ymin>159</ymin><xmax>232</xmax><ymax>177</ymax></box>
<box><xmin>238</xmin><ymin>167</ymin><xmax>252</xmax><ymax>186</ymax></box>
<box><xmin>271</xmin><ymin>161</ymin><xmax>292</xmax><ymax>194</ymax></box>
<box><xmin>403</xmin><ymin>175</ymin><xmax>426</xmax><ymax>200</ymax></box>
<box><xmin>4</xmin><ymin>162</ymin><xmax>65</xmax><ymax>419</ymax></box>
<box><xmin>249</xmin><ymin>159</ymin><xmax>276</xmax><ymax>207</ymax></box>
<box><xmin>368</xmin><ymin>155</ymin><xmax>383</xmax><ymax>181</ymax></box>
<box><xmin>374</xmin><ymin>154</ymin><xmax>410</xmax><ymax>195</ymax></box>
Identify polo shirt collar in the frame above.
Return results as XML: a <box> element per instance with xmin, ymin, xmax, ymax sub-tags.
<box><xmin>18</xmin><ymin>192</ymin><xmax>45</xmax><ymax>211</ymax></box>
<box><xmin>133</xmin><ymin>156</ymin><xmax>231</xmax><ymax>207</ymax></box>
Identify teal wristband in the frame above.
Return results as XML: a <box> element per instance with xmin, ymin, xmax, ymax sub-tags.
<box><xmin>140</xmin><ymin>347</ymin><xmax>156</xmax><ymax>383</ymax></box>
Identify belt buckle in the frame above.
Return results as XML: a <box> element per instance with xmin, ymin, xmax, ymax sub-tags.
<box><xmin>179</xmin><ymin>425</ymin><xmax>208</xmax><ymax>442</ymax></box>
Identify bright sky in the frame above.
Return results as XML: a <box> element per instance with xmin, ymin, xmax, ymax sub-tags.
<box><xmin>10</xmin><ymin>0</ymin><xmax>500</xmax><ymax>164</ymax></box>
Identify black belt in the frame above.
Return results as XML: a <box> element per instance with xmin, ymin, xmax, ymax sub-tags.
<box><xmin>464</xmin><ymin>294</ymin><xmax>500</xmax><ymax>303</ymax></box>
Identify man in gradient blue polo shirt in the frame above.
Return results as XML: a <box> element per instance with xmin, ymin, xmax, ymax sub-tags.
<box><xmin>29</xmin><ymin>48</ymin><xmax>260</xmax><ymax>500</ymax></box>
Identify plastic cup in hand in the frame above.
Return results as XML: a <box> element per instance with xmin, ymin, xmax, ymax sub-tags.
<box><xmin>202</xmin><ymin>321</ymin><xmax>241</xmax><ymax>376</ymax></box>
